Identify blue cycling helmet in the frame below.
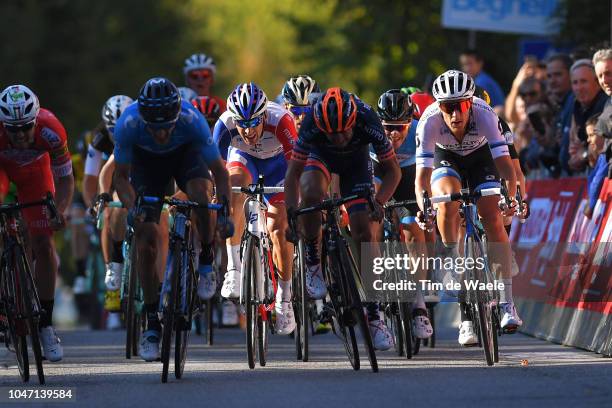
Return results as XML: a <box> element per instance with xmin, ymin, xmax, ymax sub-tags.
<box><xmin>138</xmin><ymin>77</ymin><xmax>181</xmax><ymax>124</ymax></box>
<box><xmin>226</xmin><ymin>82</ymin><xmax>268</xmax><ymax>121</ymax></box>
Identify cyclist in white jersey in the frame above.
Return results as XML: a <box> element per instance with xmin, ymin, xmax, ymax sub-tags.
<box><xmin>214</xmin><ymin>83</ymin><xmax>298</xmax><ymax>335</ymax></box>
<box><xmin>414</xmin><ymin>70</ymin><xmax>522</xmax><ymax>346</ymax></box>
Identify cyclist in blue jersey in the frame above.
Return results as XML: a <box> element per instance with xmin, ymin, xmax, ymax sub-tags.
<box><xmin>372</xmin><ymin>89</ymin><xmax>433</xmax><ymax>340</ymax></box>
<box><xmin>113</xmin><ymin>78</ymin><xmax>232</xmax><ymax>361</ymax></box>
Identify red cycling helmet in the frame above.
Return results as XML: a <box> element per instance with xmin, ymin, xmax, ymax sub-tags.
<box><xmin>313</xmin><ymin>87</ymin><xmax>357</xmax><ymax>133</ymax></box>
<box><xmin>409</xmin><ymin>92</ymin><xmax>435</xmax><ymax>120</ymax></box>
<box><xmin>192</xmin><ymin>96</ymin><xmax>221</xmax><ymax>125</ymax></box>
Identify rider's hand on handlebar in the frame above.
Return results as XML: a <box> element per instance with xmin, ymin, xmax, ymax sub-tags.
<box><xmin>499</xmin><ymin>196</ymin><xmax>518</xmax><ymax>217</ymax></box>
<box><xmin>416</xmin><ymin>209</ymin><xmax>436</xmax><ymax>232</ymax></box>
<box><xmin>50</xmin><ymin>212</ymin><xmax>67</xmax><ymax>231</ymax></box>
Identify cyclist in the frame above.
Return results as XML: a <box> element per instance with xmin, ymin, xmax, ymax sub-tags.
<box><xmin>214</xmin><ymin>82</ymin><xmax>297</xmax><ymax>335</ymax></box>
<box><xmin>192</xmin><ymin>96</ymin><xmax>222</xmax><ymax>130</ymax></box>
<box><xmin>82</xmin><ymin>95</ymin><xmax>133</xmax><ymax>328</ymax></box>
<box><xmin>280</xmin><ymin>75</ymin><xmax>320</xmax><ymax>131</ymax></box>
<box><xmin>183</xmin><ymin>53</ymin><xmax>227</xmax><ymax>111</ymax></box>
<box><xmin>113</xmin><ymin>77</ymin><xmax>232</xmax><ymax>361</ymax></box>
<box><xmin>373</xmin><ymin>89</ymin><xmax>433</xmax><ymax>339</ymax></box>
<box><xmin>414</xmin><ymin>70</ymin><xmax>521</xmax><ymax>346</ymax></box>
<box><xmin>0</xmin><ymin>84</ymin><xmax>75</xmax><ymax>361</ymax></box>
<box><xmin>285</xmin><ymin>87</ymin><xmax>401</xmax><ymax>350</ymax></box>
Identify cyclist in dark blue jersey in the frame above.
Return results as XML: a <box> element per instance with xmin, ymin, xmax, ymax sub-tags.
<box><xmin>285</xmin><ymin>87</ymin><xmax>401</xmax><ymax>351</ymax></box>
<box><xmin>113</xmin><ymin>77</ymin><xmax>232</xmax><ymax>362</ymax></box>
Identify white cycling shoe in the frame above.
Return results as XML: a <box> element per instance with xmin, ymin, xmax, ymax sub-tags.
<box><xmin>104</xmin><ymin>262</ymin><xmax>123</xmax><ymax>291</ymax></box>
<box><xmin>221</xmin><ymin>268</ymin><xmax>241</xmax><ymax>299</ymax></box>
<box><xmin>197</xmin><ymin>266</ymin><xmax>217</xmax><ymax>300</ymax></box>
<box><xmin>40</xmin><ymin>326</ymin><xmax>63</xmax><ymax>362</ymax></box>
<box><xmin>413</xmin><ymin>310</ymin><xmax>433</xmax><ymax>339</ymax></box>
<box><xmin>368</xmin><ymin>319</ymin><xmax>394</xmax><ymax>351</ymax></box>
<box><xmin>305</xmin><ymin>264</ymin><xmax>327</xmax><ymax>300</ymax></box>
<box><xmin>275</xmin><ymin>300</ymin><xmax>296</xmax><ymax>335</ymax></box>
<box><xmin>500</xmin><ymin>302</ymin><xmax>523</xmax><ymax>333</ymax></box>
<box><xmin>139</xmin><ymin>330</ymin><xmax>160</xmax><ymax>362</ymax></box>
<box><xmin>458</xmin><ymin>321</ymin><xmax>478</xmax><ymax>346</ymax></box>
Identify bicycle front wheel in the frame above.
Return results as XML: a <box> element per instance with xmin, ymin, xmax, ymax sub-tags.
<box><xmin>125</xmin><ymin>240</ymin><xmax>138</xmax><ymax>360</ymax></box>
<box><xmin>242</xmin><ymin>235</ymin><xmax>258</xmax><ymax>369</ymax></box>
<box><xmin>293</xmin><ymin>239</ymin><xmax>308</xmax><ymax>362</ymax></box>
<box><xmin>161</xmin><ymin>244</ymin><xmax>180</xmax><ymax>383</ymax></box>
<box><xmin>175</xmin><ymin>251</ymin><xmax>195</xmax><ymax>379</ymax></box>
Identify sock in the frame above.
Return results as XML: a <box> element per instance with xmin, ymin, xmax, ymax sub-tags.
<box><xmin>111</xmin><ymin>240</ymin><xmax>124</xmax><ymax>263</ymax></box>
<box><xmin>460</xmin><ymin>302</ymin><xmax>472</xmax><ymax>322</ymax></box>
<box><xmin>145</xmin><ymin>302</ymin><xmax>161</xmax><ymax>332</ymax></box>
<box><xmin>304</xmin><ymin>238</ymin><xmax>320</xmax><ymax>266</ymax></box>
<box><xmin>277</xmin><ymin>279</ymin><xmax>291</xmax><ymax>302</ymax></box>
<box><xmin>199</xmin><ymin>243</ymin><xmax>214</xmax><ymax>275</ymax></box>
<box><xmin>226</xmin><ymin>243</ymin><xmax>240</xmax><ymax>272</ymax></box>
<box><xmin>414</xmin><ymin>286</ymin><xmax>426</xmax><ymax>310</ymax></box>
<box><xmin>75</xmin><ymin>258</ymin><xmax>86</xmax><ymax>277</ymax></box>
<box><xmin>39</xmin><ymin>299</ymin><xmax>54</xmax><ymax>328</ymax></box>
<box><xmin>500</xmin><ymin>278</ymin><xmax>513</xmax><ymax>303</ymax></box>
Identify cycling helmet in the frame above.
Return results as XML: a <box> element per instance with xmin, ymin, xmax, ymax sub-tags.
<box><xmin>226</xmin><ymin>82</ymin><xmax>268</xmax><ymax>121</ymax></box>
<box><xmin>101</xmin><ymin>95</ymin><xmax>133</xmax><ymax>130</ymax></box>
<box><xmin>183</xmin><ymin>53</ymin><xmax>216</xmax><ymax>75</ymax></box>
<box><xmin>473</xmin><ymin>85</ymin><xmax>491</xmax><ymax>106</ymax></box>
<box><xmin>432</xmin><ymin>70</ymin><xmax>475</xmax><ymax>102</ymax></box>
<box><xmin>137</xmin><ymin>77</ymin><xmax>181</xmax><ymax>124</ymax></box>
<box><xmin>0</xmin><ymin>85</ymin><xmax>40</xmax><ymax>125</ymax></box>
<box><xmin>178</xmin><ymin>87</ymin><xmax>198</xmax><ymax>102</ymax></box>
<box><xmin>281</xmin><ymin>75</ymin><xmax>320</xmax><ymax>106</ymax></box>
<box><xmin>192</xmin><ymin>96</ymin><xmax>221</xmax><ymax>124</ymax></box>
<box><xmin>313</xmin><ymin>87</ymin><xmax>357</xmax><ymax>133</ymax></box>
<box><xmin>377</xmin><ymin>89</ymin><xmax>414</xmax><ymax>122</ymax></box>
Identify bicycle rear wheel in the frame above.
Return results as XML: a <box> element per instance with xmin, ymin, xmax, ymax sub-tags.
<box><xmin>125</xmin><ymin>241</ymin><xmax>138</xmax><ymax>359</ymax></box>
<box><xmin>161</xmin><ymin>244</ymin><xmax>180</xmax><ymax>383</ymax></box>
<box><xmin>6</xmin><ymin>313</ymin><xmax>29</xmax><ymax>382</ymax></box>
<box><xmin>257</xmin><ymin>313</ymin><xmax>268</xmax><ymax>367</ymax></box>
<box><xmin>242</xmin><ymin>235</ymin><xmax>258</xmax><ymax>369</ymax></box>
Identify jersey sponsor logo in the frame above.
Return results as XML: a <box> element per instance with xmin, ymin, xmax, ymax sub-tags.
<box><xmin>41</xmin><ymin>128</ymin><xmax>62</xmax><ymax>148</ymax></box>
<box><xmin>503</xmin><ymin>131</ymin><xmax>513</xmax><ymax>144</ymax></box>
<box><xmin>249</xmin><ymin>213</ymin><xmax>258</xmax><ymax>224</ymax></box>
<box><xmin>0</xmin><ymin>149</ymin><xmax>42</xmax><ymax>164</ymax></box>
<box><xmin>440</xmin><ymin>160</ymin><xmax>452</xmax><ymax>167</ymax></box>
<box><xmin>50</xmin><ymin>145</ymin><xmax>69</xmax><ymax>160</ymax></box>
<box><xmin>485</xmin><ymin>174</ymin><xmax>496</xmax><ymax>181</ymax></box>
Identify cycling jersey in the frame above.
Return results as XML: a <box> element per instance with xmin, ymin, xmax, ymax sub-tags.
<box><xmin>84</xmin><ymin>121</ymin><xmax>114</xmax><ymax>177</ymax></box>
<box><xmin>499</xmin><ymin>117</ymin><xmax>518</xmax><ymax>159</ymax></box>
<box><xmin>114</xmin><ymin>100</ymin><xmax>220</xmax><ymax>165</ymax></box>
<box><xmin>415</xmin><ymin>97</ymin><xmax>509</xmax><ymax>169</ymax></box>
<box><xmin>213</xmin><ymin>102</ymin><xmax>296</xmax><ymax>161</ymax></box>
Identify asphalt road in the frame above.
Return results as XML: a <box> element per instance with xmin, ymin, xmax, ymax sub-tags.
<box><xmin>1</xmin><ymin>313</ymin><xmax>611</xmax><ymax>408</ymax></box>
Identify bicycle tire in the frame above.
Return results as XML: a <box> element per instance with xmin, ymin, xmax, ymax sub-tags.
<box><xmin>16</xmin><ymin>247</ymin><xmax>44</xmax><ymax>384</ymax></box>
<box><xmin>7</xmin><ymin>314</ymin><xmax>29</xmax><ymax>382</ymax></box>
<box><xmin>427</xmin><ymin>304</ymin><xmax>436</xmax><ymax>348</ymax></box>
<box><xmin>389</xmin><ymin>305</ymin><xmax>404</xmax><ymax>357</ymax></box>
<box><xmin>125</xmin><ymin>239</ymin><xmax>138</xmax><ymax>359</ymax></box>
<box><xmin>175</xmin><ymin>249</ymin><xmax>195</xmax><ymax>379</ymax></box>
<box><xmin>399</xmin><ymin>302</ymin><xmax>413</xmax><ymax>359</ymax></box>
<box><xmin>338</xmin><ymin>244</ymin><xmax>378</xmax><ymax>373</ymax></box>
<box><xmin>294</xmin><ymin>239</ymin><xmax>308</xmax><ymax>362</ymax></box>
<box><xmin>206</xmin><ymin>299</ymin><xmax>214</xmax><ymax>346</ymax></box>
<box><xmin>258</xmin><ymin>315</ymin><xmax>268</xmax><ymax>367</ymax></box>
<box><xmin>161</xmin><ymin>243</ymin><xmax>180</xmax><ymax>383</ymax></box>
<box><xmin>324</xmin><ymin>250</ymin><xmax>359</xmax><ymax>370</ymax></box>
<box><xmin>242</xmin><ymin>235</ymin><xmax>257</xmax><ymax>369</ymax></box>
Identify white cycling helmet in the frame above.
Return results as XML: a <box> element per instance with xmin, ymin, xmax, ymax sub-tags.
<box><xmin>183</xmin><ymin>53</ymin><xmax>216</xmax><ymax>75</ymax></box>
<box><xmin>178</xmin><ymin>87</ymin><xmax>198</xmax><ymax>102</ymax></box>
<box><xmin>227</xmin><ymin>82</ymin><xmax>268</xmax><ymax>121</ymax></box>
<box><xmin>0</xmin><ymin>84</ymin><xmax>40</xmax><ymax>125</ymax></box>
<box><xmin>101</xmin><ymin>95</ymin><xmax>133</xmax><ymax>130</ymax></box>
<box><xmin>281</xmin><ymin>75</ymin><xmax>320</xmax><ymax>105</ymax></box>
<box><xmin>432</xmin><ymin>70</ymin><xmax>475</xmax><ymax>102</ymax></box>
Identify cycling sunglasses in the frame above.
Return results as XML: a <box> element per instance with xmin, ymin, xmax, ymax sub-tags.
<box><xmin>4</xmin><ymin>120</ymin><xmax>36</xmax><ymax>133</ymax></box>
<box><xmin>383</xmin><ymin>123</ymin><xmax>410</xmax><ymax>132</ymax></box>
<box><xmin>235</xmin><ymin>116</ymin><xmax>263</xmax><ymax>129</ymax></box>
<box><xmin>188</xmin><ymin>70</ymin><xmax>212</xmax><ymax>80</ymax></box>
<box><xmin>439</xmin><ymin>99</ymin><xmax>472</xmax><ymax>114</ymax></box>
<box><xmin>289</xmin><ymin>105</ymin><xmax>311</xmax><ymax>116</ymax></box>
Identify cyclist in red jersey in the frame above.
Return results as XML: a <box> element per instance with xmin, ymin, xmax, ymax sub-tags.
<box><xmin>0</xmin><ymin>85</ymin><xmax>75</xmax><ymax>362</ymax></box>
<box><xmin>184</xmin><ymin>53</ymin><xmax>227</xmax><ymax>111</ymax></box>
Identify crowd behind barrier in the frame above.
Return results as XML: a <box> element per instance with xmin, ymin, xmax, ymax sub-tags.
<box><xmin>510</xmin><ymin>177</ymin><xmax>612</xmax><ymax>356</ymax></box>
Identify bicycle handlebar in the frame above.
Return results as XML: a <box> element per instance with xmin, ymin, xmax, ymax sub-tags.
<box><xmin>0</xmin><ymin>192</ymin><xmax>59</xmax><ymax>222</ymax></box>
<box><xmin>231</xmin><ymin>186</ymin><xmax>285</xmax><ymax>194</ymax></box>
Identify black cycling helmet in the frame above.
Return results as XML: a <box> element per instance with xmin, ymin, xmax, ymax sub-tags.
<box><xmin>377</xmin><ymin>89</ymin><xmax>414</xmax><ymax>122</ymax></box>
<box><xmin>137</xmin><ymin>77</ymin><xmax>181</xmax><ymax>124</ymax></box>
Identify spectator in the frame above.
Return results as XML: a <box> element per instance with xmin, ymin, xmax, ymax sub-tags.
<box><xmin>460</xmin><ymin>49</ymin><xmax>505</xmax><ymax>114</ymax></box>
<box><xmin>545</xmin><ymin>54</ymin><xmax>576</xmax><ymax>176</ymax></box>
<box><xmin>567</xmin><ymin>59</ymin><xmax>608</xmax><ymax>172</ymax></box>
<box><xmin>505</xmin><ymin>57</ymin><xmax>540</xmax><ymax>126</ymax></box>
<box><xmin>584</xmin><ymin>114</ymin><xmax>608</xmax><ymax>218</ymax></box>
<box><xmin>592</xmin><ymin>49</ymin><xmax>612</xmax><ymax>141</ymax></box>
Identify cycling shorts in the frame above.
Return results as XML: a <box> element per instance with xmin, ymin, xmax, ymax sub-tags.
<box><xmin>130</xmin><ymin>142</ymin><xmax>212</xmax><ymax>223</ymax></box>
<box><xmin>303</xmin><ymin>146</ymin><xmax>373</xmax><ymax>214</ymax></box>
<box><xmin>227</xmin><ymin>148</ymin><xmax>286</xmax><ymax>206</ymax></box>
<box><xmin>431</xmin><ymin>144</ymin><xmax>500</xmax><ymax>192</ymax></box>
